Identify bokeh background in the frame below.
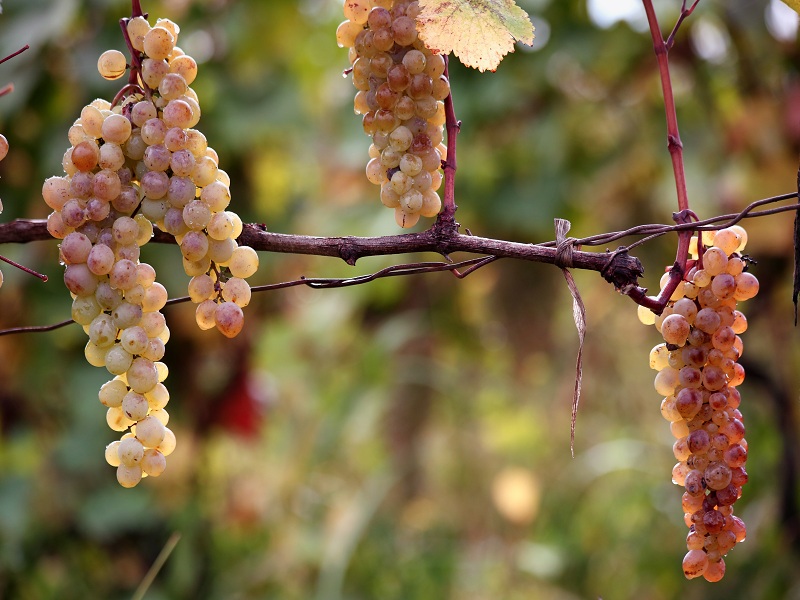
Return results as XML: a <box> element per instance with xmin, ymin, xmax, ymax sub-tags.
<box><xmin>0</xmin><ymin>0</ymin><xmax>799</xmax><ymax>598</ymax></box>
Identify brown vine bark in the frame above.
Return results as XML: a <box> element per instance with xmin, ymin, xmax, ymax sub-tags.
<box><xmin>0</xmin><ymin>218</ymin><xmax>646</xmax><ymax>294</ymax></box>
<box><xmin>2</xmin><ymin>189</ymin><xmax>799</xmax><ymax>304</ymax></box>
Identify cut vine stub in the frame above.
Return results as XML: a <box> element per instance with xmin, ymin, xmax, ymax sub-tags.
<box><xmin>600</xmin><ymin>247</ymin><xmax>645</xmax><ymax>292</ymax></box>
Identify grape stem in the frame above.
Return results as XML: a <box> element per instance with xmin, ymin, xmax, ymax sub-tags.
<box><xmin>0</xmin><ymin>45</ymin><xmax>30</xmax><ymax>67</ymax></box>
<box><xmin>696</xmin><ymin>229</ymin><xmax>706</xmax><ymax>271</ymax></box>
<box><xmin>131</xmin><ymin>0</ymin><xmax>145</xmax><ymax>19</ymax></box>
<box><xmin>0</xmin><ymin>46</ymin><xmax>31</xmax><ymax>99</ymax></box>
<box><xmin>111</xmin><ymin>82</ymin><xmax>146</xmax><ymax>109</ymax></box>
<box><xmin>436</xmin><ymin>55</ymin><xmax>459</xmax><ymax>232</ymax></box>
<box><xmin>210</xmin><ymin>262</ymin><xmax>224</xmax><ymax>297</ymax></box>
<box><xmin>118</xmin><ymin>17</ymin><xmax>150</xmax><ymax>101</ymax></box>
<box><xmin>642</xmin><ymin>0</ymin><xmax>697</xmax><ymax>313</ymax></box>
<box><xmin>116</xmin><ymin>0</ymin><xmax>151</xmax><ymax>106</ymax></box>
<box><xmin>0</xmin><ymin>254</ymin><xmax>48</xmax><ymax>282</ymax></box>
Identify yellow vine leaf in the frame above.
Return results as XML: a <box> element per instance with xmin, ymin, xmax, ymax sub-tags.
<box><xmin>780</xmin><ymin>0</ymin><xmax>800</xmax><ymax>12</ymax></box>
<box><xmin>416</xmin><ymin>0</ymin><xmax>534</xmax><ymax>72</ymax></box>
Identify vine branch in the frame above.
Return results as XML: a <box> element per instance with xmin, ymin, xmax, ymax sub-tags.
<box><xmin>5</xmin><ymin>190</ymin><xmax>796</xmax><ymax>250</ymax></box>
<box><xmin>0</xmin><ymin>191</ymin><xmax>796</xmax><ymax>336</ymax></box>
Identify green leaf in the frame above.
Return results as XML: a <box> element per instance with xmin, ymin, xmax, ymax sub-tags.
<box><xmin>780</xmin><ymin>0</ymin><xmax>800</xmax><ymax>12</ymax></box>
<box><xmin>416</xmin><ymin>0</ymin><xmax>535</xmax><ymax>72</ymax></box>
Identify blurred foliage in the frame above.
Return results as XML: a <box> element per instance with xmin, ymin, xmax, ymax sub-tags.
<box><xmin>0</xmin><ymin>0</ymin><xmax>799</xmax><ymax>598</ymax></box>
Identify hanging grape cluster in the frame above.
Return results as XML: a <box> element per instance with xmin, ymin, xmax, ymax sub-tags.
<box><xmin>337</xmin><ymin>0</ymin><xmax>449</xmax><ymax>228</ymax></box>
<box><xmin>42</xmin><ymin>14</ymin><xmax>259</xmax><ymax>487</ymax></box>
<box><xmin>639</xmin><ymin>225</ymin><xmax>758</xmax><ymax>581</ymax></box>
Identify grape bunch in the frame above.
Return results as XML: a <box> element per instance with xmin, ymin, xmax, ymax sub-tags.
<box><xmin>42</xmin><ymin>14</ymin><xmax>258</xmax><ymax>486</ymax></box>
<box><xmin>337</xmin><ymin>0</ymin><xmax>449</xmax><ymax>228</ymax></box>
<box><xmin>44</xmin><ymin>159</ymin><xmax>174</xmax><ymax>488</ymax></box>
<box><xmin>639</xmin><ymin>225</ymin><xmax>758</xmax><ymax>581</ymax></box>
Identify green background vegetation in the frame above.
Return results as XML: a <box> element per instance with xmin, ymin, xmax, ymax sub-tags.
<box><xmin>0</xmin><ymin>0</ymin><xmax>798</xmax><ymax>598</ymax></box>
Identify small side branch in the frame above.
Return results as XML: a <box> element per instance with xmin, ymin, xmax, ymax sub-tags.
<box><xmin>0</xmin><ymin>318</ymin><xmax>73</xmax><ymax>337</ymax></box>
<box><xmin>0</xmin><ymin>45</ymin><xmax>30</xmax><ymax>67</ymax></box>
<box><xmin>666</xmin><ymin>0</ymin><xmax>701</xmax><ymax>50</ymax></box>
<box><xmin>0</xmin><ymin>255</ymin><xmax>47</xmax><ymax>282</ymax></box>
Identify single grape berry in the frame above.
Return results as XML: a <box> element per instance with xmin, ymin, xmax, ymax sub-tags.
<box><xmin>0</xmin><ymin>133</ymin><xmax>9</xmax><ymax>161</ymax></box>
<box><xmin>97</xmin><ymin>49</ymin><xmax>128</xmax><ymax>80</ymax></box>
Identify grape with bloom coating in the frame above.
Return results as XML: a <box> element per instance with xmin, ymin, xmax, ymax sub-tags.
<box><xmin>117</xmin><ymin>464</ymin><xmax>143</xmax><ymax>488</ymax></box>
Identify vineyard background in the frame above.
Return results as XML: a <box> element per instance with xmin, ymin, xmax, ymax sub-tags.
<box><xmin>1</xmin><ymin>0</ymin><xmax>799</xmax><ymax>598</ymax></box>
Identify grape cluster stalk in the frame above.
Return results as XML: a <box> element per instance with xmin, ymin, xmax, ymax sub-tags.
<box><xmin>337</xmin><ymin>0</ymin><xmax>450</xmax><ymax>228</ymax></box>
<box><xmin>0</xmin><ymin>132</ymin><xmax>8</xmax><ymax>288</ymax></box>
<box><xmin>42</xmin><ymin>14</ymin><xmax>259</xmax><ymax>487</ymax></box>
<box><xmin>640</xmin><ymin>225</ymin><xmax>758</xmax><ymax>581</ymax></box>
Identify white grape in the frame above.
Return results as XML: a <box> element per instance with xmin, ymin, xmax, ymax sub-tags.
<box><xmin>97</xmin><ymin>49</ymin><xmax>127</xmax><ymax>80</ymax></box>
<box><xmin>227</xmin><ymin>246</ymin><xmax>259</xmax><ymax>278</ymax></box>
<box><xmin>116</xmin><ymin>464</ymin><xmax>143</xmax><ymax>488</ymax></box>
<box><xmin>134</xmin><ymin>415</ymin><xmax>166</xmax><ymax>449</ymax></box>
